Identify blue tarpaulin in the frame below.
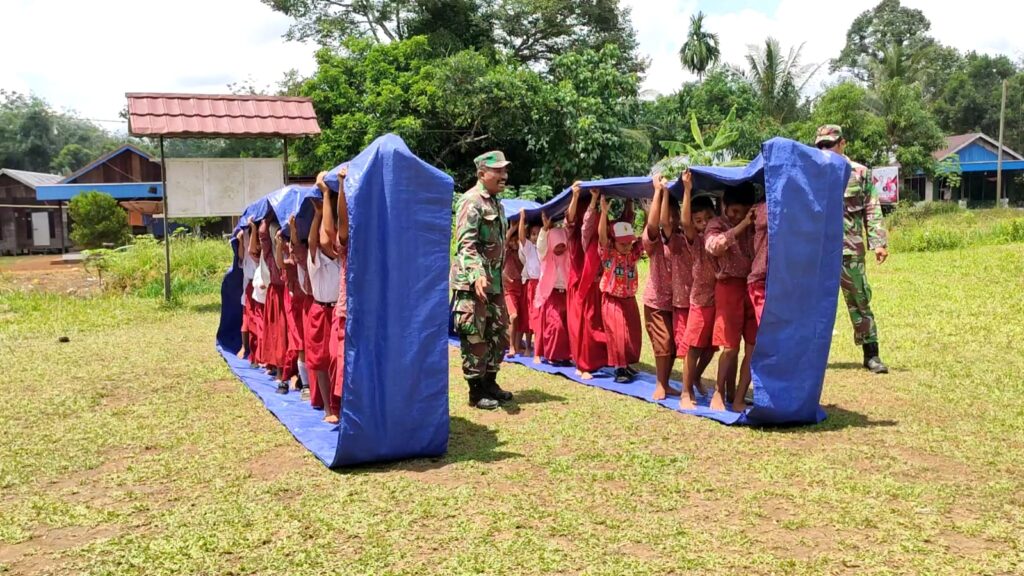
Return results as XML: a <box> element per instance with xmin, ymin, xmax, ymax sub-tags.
<box><xmin>217</xmin><ymin>134</ymin><xmax>454</xmax><ymax>467</ymax></box>
<box><xmin>458</xmin><ymin>138</ymin><xmax>845</xmax><ymax>426</ymax></box>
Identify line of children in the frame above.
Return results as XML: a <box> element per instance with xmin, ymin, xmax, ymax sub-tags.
<box><xmin>237</xmin><ymin>168</ymin><xmax>350</xmax><ymax>425</ymax></box>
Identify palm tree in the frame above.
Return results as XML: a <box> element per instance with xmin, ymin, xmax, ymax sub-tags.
<box><xmin>738</xmin><ymin>37</ymin><xmax>822</xmax><ymax>124</ymax></box>
<box><xmin>679</xmin><ymin>12</ymin><xmax>720</xmax><ymax>80</ymax></box>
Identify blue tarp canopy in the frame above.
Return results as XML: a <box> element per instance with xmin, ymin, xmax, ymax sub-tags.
<box><xmin>218</xmin><ymin>135</ymin><xmax>453</xmax><ymax>467</ymax></box>
<box><xmin>452</xmin><ymin>138</ymin><xmax>844</xmax><ymax>426</ymax></box>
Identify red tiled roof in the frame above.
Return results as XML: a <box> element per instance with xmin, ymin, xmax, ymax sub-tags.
<box><xmin>126</xmin><ymin>93</ymin><xmax>321</xmax><ymax>138</ymax></box>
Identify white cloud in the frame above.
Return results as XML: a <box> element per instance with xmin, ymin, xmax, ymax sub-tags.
<box><xmin>1</xmin><ymin>0</ymin><xmax>316</xmax><ymax>131</ymax></box>
<box><xmin>5</xmin><ymin>0</ymin><xmax>1024</xmax><ymax>130</ymax></box>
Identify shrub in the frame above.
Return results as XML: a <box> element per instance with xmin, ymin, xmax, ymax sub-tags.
<box><xmin>68</xmin><ymin>191</ymin><xmax>130</xmax><ymax>248</ymax></box>
<box><xmin>91</xmin><ymin>235</ymin><xmax>231</xmax><ymax>296</ymax></box>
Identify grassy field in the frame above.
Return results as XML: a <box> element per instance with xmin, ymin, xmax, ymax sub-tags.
<box><xmin>1</xmin><ymin>229</ymin><xmax>1023</xmax><ymax>574</ymax></box>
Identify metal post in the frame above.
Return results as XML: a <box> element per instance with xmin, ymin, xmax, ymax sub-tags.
<box><xmin>160</xmin><ymin>136</ymin><xmax>171</xmax><ymax>301</ymax></box>
<box><xmin>997</xmin><ymin>79</ymin><xmax>1008</xmax><ymax>207</ymax></box>
<box><xmin>59</xmin><ymin>202</ymin><xmax>66</xmax><ymax>254</ymax></box>
<box><xmin>282</xmin><ymin>137</ymin><xmax>289</xmax><ymax>184</ymax></box>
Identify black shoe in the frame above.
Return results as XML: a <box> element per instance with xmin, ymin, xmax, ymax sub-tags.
<box><xmin>624</xmin><ymin>366</ymin><xmax>638</xmax><ymax>377</ymax></box>
<box><xmin>485</xmin><ymin>373</ymin><xmax>513</xmax><ymax>403</ymax></box>
<box><xmin>467</xmin><ymin>378</ymin><xmax>499</xmax><ymax>410</ymax></box>
<box><xmin>614</xmin><ymin>368</ymin><xmax>634</xmax><ymax>384</ymax></box>
<box><xmin>275</xmin><ymin>381</ymin><xmax>289</xmax><ymax>395</ymax></box>
<box><xmin>863</xmin><ymin>343</ymin><xmax>889</xmax><ymax>374</ymax></box>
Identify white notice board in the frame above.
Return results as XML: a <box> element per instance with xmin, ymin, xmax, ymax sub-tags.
<box><xmin>165</xmin><ymin>158</ymin><xmax>284</xmax><ymax>217</ymax></box>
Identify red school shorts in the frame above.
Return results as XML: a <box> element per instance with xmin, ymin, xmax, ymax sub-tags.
<box><xmin>643</xmin><ymin>305</ymin><xmax>675</xmax><ymax>359</ymax></box>
<box><xmin>713</xmin><ymin>278</ymin><xmax>757</xmax><ymax>349</ymax></box>
<box><xmin>673</xmin><ymin>307</ymin><xmax>690</xmax><ymax>359</ymax></box>
<box><xmin>305</xmin><ymin>300</ymin><xmax>335</xmax><ymax>372</ymax></box>
<box><xmin>748</xmin><ymin>280</ymin><xmax>766</xmax><ymax>326</ymax></box>
<box><xmin>504</xmin><ymin>280</ymin><xmax>523</xmax><ymax>326</ymax></box>
<box><xmin>329</xmin><ymin>315</ymin><xmax>346</xmax><ymax>410</ymax></box>
<box><xmin>525</xmin><ymin>279</ymin><xmax>540</xmax><ymax>334</ymax></box>
<box><xmin>683</xmin><ymin>305</ymin><xmax>715</xmax><ymax>349</ymax></box>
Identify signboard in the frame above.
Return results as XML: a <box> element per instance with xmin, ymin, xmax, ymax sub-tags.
<box><xmin>872</xmin><ymin>166</ymin><xmax>900</xmax><ymax>204</ymax></box>
<box><xmin>164</xmin><ymin>158</ymin><xmax>284</xmax><ymax>217</ymax></box>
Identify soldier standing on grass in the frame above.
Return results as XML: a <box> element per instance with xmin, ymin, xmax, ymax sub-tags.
<box><xmin>451</xmin><ymin>151</ymin><xmax>516</xmax><ymax>410</ymax></box>
<box><xmin>815</xmin><ymin>125</ymin><xmax>891</xmax><ymax>374</ymax></box>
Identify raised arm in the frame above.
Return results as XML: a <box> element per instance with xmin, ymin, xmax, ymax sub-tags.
<box><xmin>273</xmin><ymin>228</ymin><xmax>286</xmax><ymax>271</ymax></box>
<box><xmin>316</xmin><ymin>171</ymin><xmax>338</xmax><ymax>260</ymax></box>
<box><xmin>566</xmin><ymin>181</ymin><xmax>583</xmax><ymax>226</ymax></box>
<box><xmin>659</xmin><ymin>175</ymin><xmax>672</xmax><ymax>236</ymax></box>
<box><xmin>645</xmin><ymin>175</ymin><xmax>664</xmax><ymax>243</ymax></box>
<box><xmin>598</xmin><ymin>195</ymin><xmax>611</xmax><ymax>248</ymax></box>
<box><xmin>235</xmin><ymin>228</ymin><xmax>246</xmax><ymax>263</ymax></box>
<box><xmin>706</xmin><ymin>209</ymin><xmax>755</xmax><ymax>257</ymax></box>
<box><xmin>308</xmin><ymin>200</ymin><xmax>322</xmax><ymax>265</ymax></box>
<box><xmin>680</xmin><ymin>171</ymin><xmax>696</xmax><ymax>242</ymax></box>
<box><xmin>248</xmin><ymin>221</ymin><xmax>259</xmax><ymax>259</ymax></box>
<box><xmin>335</xmin><ymin>166</ymin><xmax>349</xmax><ymax>248</ymax></box>
<box><xmin>518</xmin><ymin>208</ymin><xmax>527</xmax><ymax>249</ymax></box>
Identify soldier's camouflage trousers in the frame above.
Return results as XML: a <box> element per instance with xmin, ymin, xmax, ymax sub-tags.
<box><xmin>453</xmin><ymin>291</ymin><xmax>510</xmax><ymax>379</ymax></box>
<box><xmin>840</xmin><ymin>257</ymin><xmax>878</xmax><ymax>346</ymax></box>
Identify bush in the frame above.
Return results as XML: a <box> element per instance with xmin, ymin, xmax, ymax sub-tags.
<box><xmin>68</xmin><ymin>191</ymin><xmax>131</xmax><ymax>248</ymax></box>
<box><xmin>90</xmin><ymin>235</ymin><xmax>231</xmax><ymax>296</ymax></box>
<box><xmin>889</xmin><ymin>206</ymin><xmax>1024</xmax><ymax>253</ymax></box>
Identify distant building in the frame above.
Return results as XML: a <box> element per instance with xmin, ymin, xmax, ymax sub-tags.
<box><xmin>0</xmin><ymin>169</ymin><xmax>65</xmax><ymax>255</ymax></box>
<box><xmin>908</xmin><ymin>133</ymin><xmax>1024</xmax><ymax>204</ymax></box>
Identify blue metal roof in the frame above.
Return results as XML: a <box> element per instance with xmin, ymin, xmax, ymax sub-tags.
<box><xmin>36</xmin><ymin>182</ymin><xmax>163</xmax><ymax>201</ymax></box>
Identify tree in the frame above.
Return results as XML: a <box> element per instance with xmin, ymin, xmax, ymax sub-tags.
<box><xmin>69</xmin><ymin>191</ymin><xmax>131</xmax><ymax>248</ymax></box>
<box><xmin>51</xmin><ymin>144</ymin><xmax>95</xmax><ymax>175</ymax></box>
<box><xmin>265</xmin><ymin>0</ymin><xmax>645</xmax><ymax>72</ymax></box>
<box><xmin>679</xmin><ymin>11</ymin><xmax>719</xmax><ymax>79</ymax></box>
<box><xmin>876</xmin><ymin>78</ymin><xmax>945</xmax><ymax>173</ymax></box>
<box><xmin>802</xmin><ymin>82</ymin><xmax>889</xmax><ymax>167</ymax></box>
<box><xmin>830</xmin><ymin>0</ymin><xmax>933</xmax><ymax>84</ymax></box>
<box><xmin>737</xmin><ymin>37</ymin><xmax>821</xmax><ymax>124</ymax></box>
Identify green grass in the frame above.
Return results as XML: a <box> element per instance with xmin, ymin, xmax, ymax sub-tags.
<box><xmin>88</xmin><ymin>236</ymin><xmax>231</xmax><ymax>297</ymax></box>
<box><xmin>888</xmin><ymin>206</ymin><xmax>1024</xmax><ymax>253</ymax></box>
<box><xmin>1</xmin><ymin>243</ymin><xmax>1024</xmax><ymax>574</ymax></box>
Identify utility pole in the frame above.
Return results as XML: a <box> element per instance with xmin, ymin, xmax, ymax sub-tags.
<box><xmin>997</xmin><ymin>78</ymin><xmax>1008</xmax><ymax>207</ymax></box>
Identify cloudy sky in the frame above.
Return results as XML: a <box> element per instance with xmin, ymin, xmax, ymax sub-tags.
<box><xmin>3</xmin><ymin>0</ymin><xmax>1022</xmax><ymax>131</ymax></box>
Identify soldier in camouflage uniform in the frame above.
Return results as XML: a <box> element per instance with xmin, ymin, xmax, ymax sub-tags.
<box><xmin>451</xmin><ymin>151</ymin><xmax>515</xmax><ymax>409</ymax></box>
<box><xmin>815</xmin><ymin>125</ymin><xmax>890</xmax><ymax>374</ymax></box>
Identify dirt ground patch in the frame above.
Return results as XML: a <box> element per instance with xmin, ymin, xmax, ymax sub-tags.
<box><xmin>246</xmin><ymin>445</ymin><xmax>312</xmax><ymax>481</ymax></box>
<box><xmin>0</xmin><ymin>256</ymin><xmax>99</xmax><ymax>296</ymax></box>
<box><xmin>0</xmin><ymin>525</ymin><xmax>122</xmax><ymax>573</ymax></box>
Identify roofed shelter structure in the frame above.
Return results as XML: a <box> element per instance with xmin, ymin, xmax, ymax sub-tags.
<box><xmin>125</xmin><ymin>93</ymin><xmax>321</xmax><ymax>300</ymax></box>
<box><xmin>0</xmin><ymin>169</ymin><xmax>64</xmax><ymax>255</ymax></box>
<box><xmin>913</xmin><ymin>132</ymin><xmax>1024</xmax><ymax>204</ymax></box>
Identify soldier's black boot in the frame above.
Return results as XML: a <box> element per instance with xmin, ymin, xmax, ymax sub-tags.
<box><xmin>485</xmin><ymin>373</ymin><xmax>513</xmax><ymax>403</ymax></box>
<box><xmin>863</xmin><ymin>343</ymin><xmax>889</xmax><ymax>374</ymax></box>
<box><xmin>468</xmin><ymin>378</ymin><xmax>500</xmax><ymax>410</ymax></box>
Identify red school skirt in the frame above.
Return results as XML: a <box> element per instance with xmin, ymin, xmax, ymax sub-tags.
<box><xmin>602</xmin><ymin>293</ymin><xmax>642</xmax><ymax>368</ymax></box>
<box><xmin>262</xmin><ymin>283</ymin><xmax>288</xmax><ymax>368</ymax></box>
<box><xmin>539</xmin><ymin>290</ymin><xmax>571</xmax><ymax>362</ymax></box>
<box><xmin>524</xmin><ymin>279</ymin><xmax>540</xmax><ymax>335</ymax></box>
<box><xmin>305</xmin><ymin>300</ymin><xmax>335</xmax><ymax>373</ymax></box>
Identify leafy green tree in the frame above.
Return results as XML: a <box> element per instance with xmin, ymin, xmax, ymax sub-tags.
<box><xmin>830</xmin><ymin>0</ymin><xmax>934</xmax><ymax>84</ymax></box>
<box><xmin>51</xmin><ymin>143</ymin><xmax>96</xmax><ymax>175</ymax></box>
<box><xmin>69</xmin><ymin>191</ymin><xmax>131</xmax><ymax>248</ymax></box>
<box><xmin>800</xmin><ymin>82</ymin><xmax>889</xmax><ymax>167</ymax></box>
<box><xmin>736</xmin><ymin>37</ymin><xmax>820</xmax><ymax>124</ymax></box>
<box><xmin>679</xmin><ymin>11</ymin><xmax>719</xmax><ymax>79</ymax></box>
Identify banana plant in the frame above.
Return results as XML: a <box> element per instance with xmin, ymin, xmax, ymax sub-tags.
<box><xmin>654</xmin><ymin>106</ymin><xmax>748</xmax><ymax>179</ymax></box>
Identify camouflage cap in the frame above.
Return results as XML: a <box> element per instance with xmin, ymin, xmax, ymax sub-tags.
<box><xmin>815</xmin><ymin>125</ymin><xmax>844</xmax><ymax>146</ymax></box>
<box><xmin>474</xmin><ymin>150</ymin><xmax>511</xmax><ymax>170</ymax></box>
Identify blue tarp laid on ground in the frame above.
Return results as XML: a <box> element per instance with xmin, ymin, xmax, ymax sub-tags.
<box><xmin>216</xmin><ymin>134</ymin><xmax>454</xmax><ymax>467</ymax></box>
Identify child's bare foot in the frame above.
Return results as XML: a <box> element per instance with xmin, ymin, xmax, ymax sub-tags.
<box><xmin>324</xmin><ymin>414</ymin><xmax>339</xmax><ymax>424</ymax></box>
<box><xmin>653</xmin><ymin>384</ymin><xmax>668</xmax><ymax>401</ymax></box>
<box><xmin>533</xmin><ymin>356</ymin><xmax>541</xmax><ymax>364</ymax></box>
<box><xmin>665</xmin><ymin>387</ymin><xmax>682</xmax><ymax>397</ymax></box>
<box><xmin>730</xmin><ymin>400</ymin><xmax>747</xmax><ymax>413</ymax></box>
<box><xmin>679</xmin><ymin>394</ymin><xmax>697</xmax><ymax>411</ymax></box>
<box><xmin>580</xmin><ymin>372</ymin><xmax>593</xmax><ymax>380</ymax></box>
<box><xmin>237</xmin><ymin>348</ymin><xmax>246</xmax><ymax>359</ymax></box>
<box><xmin>710</xmin><ymin>393</ymin><xmax>726</xmax><ymax>411</ymax></box>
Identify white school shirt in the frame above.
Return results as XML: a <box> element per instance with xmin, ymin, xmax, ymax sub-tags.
<box><xmin>519</xmin><ymin>240</ymin><xmax>541</xmax><ymax>282</ymax></box>
<box><xmin>537</xmin><ymin>229</ymin><xmax>567</xmax><ymax>289</ymax></box>
<box><xmin>308</xmin><ymin>247</ymin><xmax>341</xmax><ymax>304</ymax></box>
<box><xmin>296</xmin><ymin>265</ymin><xmax>310</xmax><ymax>296</ymax></box>
<box><xmin>241</xmin><ymin>250</ymin><xmax>258</xmax><ymax>305</ymax></box>
<box><xmin>252</xmin><ymin>255</ymin><xmax>269</xmax><ymax>304</ymax></box>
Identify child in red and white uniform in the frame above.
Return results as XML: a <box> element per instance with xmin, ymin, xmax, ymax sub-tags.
<box><xmin>247</xmin><ymin>221</ymin><xmax>268</xmax><ymax>366</ymax></box>
<box><xmin>644</xmin><ymin>175</ymin><xmax>679</xmax><ymax>401</ymax></box>
<box><xmin>519</xmin><ymin>217</ymin><xmax>542</xmax><ymax>359</ymax></box>
<box><xmin>505</xmin><ymin>215</ymin><xmax>525</xmax><ymax>357</ymax></box>
<box><xmin>237</xmin><ymin>222</ymin><xmax>257</xmax><ymax>361</ymax></box>
<box><xmin>288</xmin><ymin>214</ymin><xmax>319</xmax><ymax>407</ymax></box>
<box><xmin>533</xmin><ymin>212</ymin><xmax>571</xmax><ymax>365</ymax></box>
<box><xmin>674</xmin><ymin>170</ymin><xmax>719</xmax><ymax>410</ymax></box>
<box><xmin>322</xmin><ymin>167</ymin><xmax>350</xmax><ymax>418</ymax></box>
<box><xmin>307</xmin><ymin>173</ymin><xmax>343</xmax><ymax>425</ymax></box>
<box><xmin>598</xmin><ymin>197</ymin><xmax>643</xmax><ymax>383</ymax></box>
<box><xmin>705</xmin><ymin>183</ymin><xmax>757</xmax><ymax>412</ymax></box>
<box><xmin>748</xmin><ymin>202</ymin><xmax>768</xmax><ymax>325</ymax></box>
